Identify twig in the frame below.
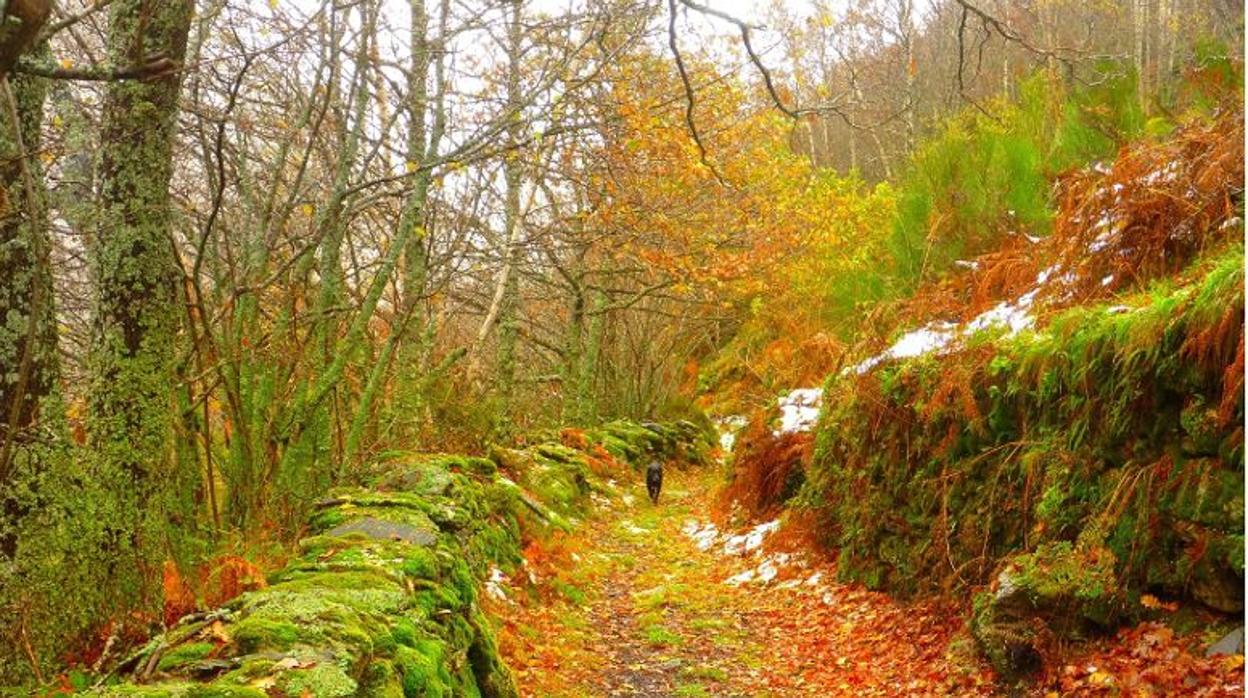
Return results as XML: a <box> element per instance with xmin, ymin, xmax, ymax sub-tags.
<box><xmin>666</xmin><ymin>0</ymin><xmax>726</xmax><ymax>186</ymax></box>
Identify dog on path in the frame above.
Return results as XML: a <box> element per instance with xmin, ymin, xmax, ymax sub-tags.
<box><xmin>645</xmin><ymin>460</ymin><xmax>664</xmax><ymax>504</ymax></box>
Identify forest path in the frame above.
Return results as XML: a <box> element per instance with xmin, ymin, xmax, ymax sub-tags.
<box><xmin>494</xmin><ymin>467</ymin><xmax>997</xmax><ymax>697</ymax></box>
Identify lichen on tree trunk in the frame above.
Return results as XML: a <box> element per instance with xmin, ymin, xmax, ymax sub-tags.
<box><xmin>88</xmin><ymin>0</ymin><xmax>196</xmax><ymax>599</ymax></box>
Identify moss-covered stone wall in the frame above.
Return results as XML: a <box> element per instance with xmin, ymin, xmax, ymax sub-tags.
<box><xmin>802</xmin><ymin>245</ymin><xmax>1244</xmax><ymax>676</ymax></box>
<box><xmin>87</xmin><ymin>421</ymin><xmax>710</xmax><ymax>697</ymax></box>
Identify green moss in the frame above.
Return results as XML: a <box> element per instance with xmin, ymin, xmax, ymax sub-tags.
<box><xmin>93</xmin><ymin>421</ymin><xmax>706</xmax><ymax>696</ymax></box>
<box><xmin>398</xmin><ymin>549</ymin><xmax>439</xmax><ymax>579</ymax></box>
<box><xmin>642</xmin><ymin>625</ymin><xmax>683</xmax><ymax>647</ymax></box>
<box><xmin>805</xmin><ymin>243</ymin><xmax>1244</xmax><ymax>604</ymax></box>
<box><xmin>673</xmin><ymin>683</ymin><xmax>711</xmax><ymax>697</ymax></box>
<box><xmin>97</xmin><ymin>686</ymin><xmax>268</xmax><ymax>698</ymax></box>
<box><xmin>1012</xmin><ymin>542</ymin><xmax>1120</xmax><ymax>621</ymax></box>
<box><xmin>281</xmin><ymin>663</ymin><xmax>358</xmax><ymax>697</ymax></box>
<box><xmin>359</xmin><ymin>660</ymin><xmax>405</xmax><ymax>698</ymax></box>
<box><xmin>156</xmin><ymin>643</ymin><xmax>216</xmax><ymax>672</ymax></box>
<box><xmin>395</xmin><ymin>642</ymin><xmax>453</xmax><ymax>697</ymax></box>
<box><xmin>232</xmin><ymin>618</ymin><xmax>301</xmax><ymax>653</ymax></box>
<box><xmin>391</xmin><ymin>618</ymin><xmax>419</xmax><ymax>648</ymax></box>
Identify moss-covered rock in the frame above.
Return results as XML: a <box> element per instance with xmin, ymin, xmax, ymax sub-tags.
<box><xmin>971</xmin><ymin>542</ymin><xmax>1124</xmax><ymax>678</ymax></box>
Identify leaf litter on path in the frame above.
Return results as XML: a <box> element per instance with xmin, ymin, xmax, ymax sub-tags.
<box><xmin>489</xmin><ymin>468</ymin><xmax>1242</xmax><ymax>697</ymax></box>
<box><xmin>491</xmin><ymin>469</ymin><xmax>996</xmax><ymax>697</ymax></box>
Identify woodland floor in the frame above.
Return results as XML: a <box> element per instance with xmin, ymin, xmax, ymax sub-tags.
<box><xmin>491</xmin><ymin>467</ymin><xmax>1245</xmax><ymax>698</ymax></box>
<box><xmin>490</xmin><ymin>467</ymin><xmax>999</xmax><ymax>697</ymax></box>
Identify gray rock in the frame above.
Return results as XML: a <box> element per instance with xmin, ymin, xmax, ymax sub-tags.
<box><xmin>1206</xmin><ymin>627</ymin><xmax>1244</xmax><ymax>657</ymax></box>
<box><xmin>326</xmin><ymin>516</ymin><xmax>437</xmax><ymax>546</ymax></box>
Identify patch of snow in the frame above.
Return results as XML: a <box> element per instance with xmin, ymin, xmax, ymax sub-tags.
<box><xmin>725</xmin><ymin>553</ymin><xmax>791</xmax><ymax>586</ymax></box>
<box><xmin>853</xmin><ymin>262</ymin><xmax>1073</xmax><ymax>374</ymax></box>
<box><xmin>1101</xmin><ymin>274</ymin><xmax>1114</xmax><ymax>287</ymax></box>
<box><xmin>853</xmin><ymin>322</ymin><xmax>958</xmax><ymax>374</ymax></box>
<box><xmin>756</xmin><ymin>558</ymin><xmax>779</xmax><ymax>584</ymax></box>
<box><xmin>715</xmin><ymin>414</ymin><xmax>749</xmax><ymax>452</ymax></box>
<box><xmin>1105</xmin><ymin>305</ymin><xmax>1131</xmax><ymax>315</ymax></box>
<box><xmin>890</xmin><ymin>323</ymin><xmax>959</xmax><ymax>358</ymax></box>
<box><xmin>964</xmin><ymin>299</ymin><xmax>1035</xmax><ymax>336</ymax></box>
<box><xmin>777</xmin><ymin>388</ymin><xmax>823</xmax><ymax>434</ymax></box>
<box><xmin>1140</xmin><ymin>161</ymin><xmax>1180</xmax><ymax>186</ymax></box>
<box><xmin>682</xmin><ymin>520</ymin><xmax>720</xmax><ymax>552</ymax></box>
<box><xmin>722</xmin><ymin>519</ymin><xmax>780</xmax><ymax>555</ymax></box>
<box><xmin>485</xmin><ymin>566</ymin><xmax>510</xmax><ymax>602</ymax></box>
<box><xmin>805</xmin><ymin>572</ymin><xmax>823</xmax><ymax>586</ymax></box>
<box><xmin>954</xmin><ymin>259</ymin><xmax>981</xmax><ymax>271</ymax></box>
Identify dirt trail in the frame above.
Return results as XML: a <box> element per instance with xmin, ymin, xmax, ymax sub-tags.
<box><xmin>583</xmin><ymin>476</ymin><xmax>756</xmax><ymax>697</ymax></box>
<box><xmin>494</xmin><ymin>468</ymin><xmax>998</xmax><ymax>698</ymax></box>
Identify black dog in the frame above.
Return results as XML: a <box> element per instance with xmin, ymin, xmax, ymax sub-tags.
<box><xmin>645</xmin><ymin>460</ymin><xmax>664</xmax><ymax>504</ymax></box>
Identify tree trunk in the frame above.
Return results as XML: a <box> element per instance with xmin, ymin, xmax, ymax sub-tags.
<box><xmin>392</xmin><ymin>0</ymin><xmax>450</xmax><ymax>439</ymax></box>
<box><xmin>0</xmin><ymin>6</ymin><xmax>55</xmax><ymax>559</ymax></box>
<box><xmin>0</xmin><ymin>1</ymin><xmax>51</xmax><ymax>80</ymax></box>
<box><xmin>576</xmin><ymin>291</ymin><xmax>606</xmax><ymax>423</ymax></box>
<box><xmin>494</xmin><ymin>0</ymin><xmax>525</xmax><ymax>410</ymax></box>
<box><xmin>88</xmin><ymin>0</ymin><xmax>194</xmax><ymax>590</ymax></box>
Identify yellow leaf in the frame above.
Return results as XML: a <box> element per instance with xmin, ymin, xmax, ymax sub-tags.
<box><xmin>1088</xmin><ymin>670</ymin><xmax>1114</xmax><ymax>687</ymax></box>
<box><xmin>59</xmin><ymin>57</ymin><xmax>73</xmax><ymax>70</ymax></box>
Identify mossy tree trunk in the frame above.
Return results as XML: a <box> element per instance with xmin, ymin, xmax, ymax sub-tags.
<box><xmin>493</xmin><ymin>0</ymin><xmax>525</xmax><ymax>414</ymax></box>
<box><xmin>391</xmin><ymin>0</ymin><xmax>450</xmax><ymax>440</ymax></box>
<box><xmin>561</xmin><ymin>286</ymin><xmax>605</xmax><ymax>425</ymax></box>
<box><xmin>0</xmin><ymin>2</ymin><xmax>56</xmax><ymax>559</ymax></box>
<box><xmin>577</xmin><ymin>290</ymin><xmax>606</xmax><ymax>422</ymax></box>
<box><xmin>308</xmin><ymin>0</ymin><xmax>376</xmax><ymax>476</ymax></box>
<box><xmin>0</xmin><ymin>1</ymin><xmax>50</xmax><ymax>79</ymax></box>
<box><xmin>88</xmin><ymin>0</ymin><xmax>194</xmax><ymax>598</ymax></box>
